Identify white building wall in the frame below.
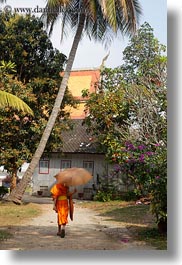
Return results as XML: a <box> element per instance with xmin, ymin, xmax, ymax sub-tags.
<box><xmin>32</xmin><ymin>153</ymin><xmax>107</xmax><ymax>199</ymax></box>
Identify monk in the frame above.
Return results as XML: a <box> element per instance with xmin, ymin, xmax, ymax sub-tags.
<box><xmin>50</xmin><ymin>183</ymin><xmax>76</xmax><ymax>238</ymax></box>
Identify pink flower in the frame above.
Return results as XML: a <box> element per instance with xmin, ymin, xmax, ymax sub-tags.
<box><xmin>138</xmin><ymin>145</ymin><xmax>146</xmax><ymax>150</ymax></box>
<box><xmin>139</xmin><ymin>154</ymin><xmax>145</xmax><ymax>162</ymax></box>
<box><xmin>120</xmin><ymin>238</ymin><xmax>129</xmax><ymax>243</ymax></box>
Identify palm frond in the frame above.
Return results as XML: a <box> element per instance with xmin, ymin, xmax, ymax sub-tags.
<box><xmin>0</xmin><ymin>90</ymin><xmax>34</xmax><ymax>116</ymax></box>
<box><xmin>100</xmin><ymin>0</ymin><xmax>117</xmax><ymax>31</ymax></box>
<box><xmin>119</xmin><ymin>0</ymin><xmax>128</xmax><ymax>21</ymax></box>
<box><xmin>42</xmin><ymin>0</ymin><xmax>142</xmax><ymax>45</ymax></box>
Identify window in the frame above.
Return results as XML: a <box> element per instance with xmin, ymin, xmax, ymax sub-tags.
<box><xmin>39</xmin><ymin>160</ymin><xmax>49</xmax><ymax>174</ymax></box>
<box><xmin>61</xmin><ymin>160</ymin><xmax>71</xmax><ymax>169</ymax></box>
<box><xmin>40</xmin><ymin>186</ymin><xmax>48</xmax><ymax>192</ymax></box>
<box><xmin>83</xmin><ymin>161</ymin><xmax>94</xmax><ymax>175</ymax></box>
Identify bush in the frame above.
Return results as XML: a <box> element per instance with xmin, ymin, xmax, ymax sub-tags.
<box><xmin>149</xmin><ymin>145</ymin><xmax>167</xmax><ymax>224</ymax></box>
<box><xmin>120</xmin><ymin>191</ymin><xmax>140</xmax><ymax>201</ymax></box>
<box><xmin>0</xmin><ymin>186</ymin><xmax>8</xmax><ymax>199</ymax></box>
<box><xmin>93</xmin><ymin>190</ymin><xmax>113</xmax><ymax>202</ymax></box>
<box><xmin>118</xmin><ymin>141</ymin><xmax>167</xmax><ymax>225</ymax></box>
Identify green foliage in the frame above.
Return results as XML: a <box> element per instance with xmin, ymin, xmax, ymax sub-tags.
<box><xmin>0</xmin><ymin>60</ymin><xmax>16</xmax><ymax>74</ymax></box>
<box><xmin>43</xmin><ymin>0</ymin><xmax>142</xmax><ymax>46</ymax></box>
<box><xmin>0</xmin><ymin>13</ymin><xmax>66</xmax><ymax>83</ymax></box>
<box><xmin>0</xmin><ymin>186</ymin><xmax>8</xmax><ymax>199</ymax></box>
<box><xmin>0</xmin><ymin>65</ymin><xmax>37</xmax><ymax>172</ymax></box>
<box><xmin>121</xmin><ymin>22</ymin><xmax>167</xmax><ymax>84</ymax></box>
<box><xmin>0</xmin><ymin>230</ymin><xmax>12</xmax><ymax>241</ymax></box>
<box><xmin>94</xmin><ymin>141</ymin><xmax>167</xmax><ymax>224</ymax></box>
<box><xmin>137</xmin><ymin>227</ymin><xmax>167</xmax><ymax>250</ymax></box>
<box><xmin>83</xmin><ymin>75</ymin><xmax>129</xmax><ymax>155</ymax></box>
<box><xmin>83</xmin><ymin>22</ymin><xmax>167</xmax><ymax>225</ymax></box>
<box><xmin>0</xmin><ymin>89</ymin><xmax>33</xmax><ymax>115</ymax></box>
<box><xmin>108</xmin><ymin>141</ymin><xmax>167</xmax><ymax>224</ymax></box>
<box><xmin>94</xmin><ymin>189</ymin><xmax>138</xmax><ymax>202</ymax></box>
<box><xmin>93</xmin><ymin>190</ymin><xmax>113</xmax><ymax>202</ymax></box>
<box><xmin>149</xmin><ymin>146</ymin><xmax>167</xmax><ymax>224</ymax></box>
<box><xmin>0</xmin><ymin>13</ymin><xmax>76</xmax><ymax>180</ymax></box>
<box><xmin>119</xmin><ymin>191</ymin><xmax>139</xmax><ymax>201</ymax></box>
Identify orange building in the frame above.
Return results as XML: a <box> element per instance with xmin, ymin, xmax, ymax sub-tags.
<box><xmin>33</xmin><ymin>68</ymin><xmax>105</xmax><ymax>199</ymax></box>
<box><xmin>64</xmin><ymin>68</ymin><xmax>100</xmax><ymax>119</ymax></box>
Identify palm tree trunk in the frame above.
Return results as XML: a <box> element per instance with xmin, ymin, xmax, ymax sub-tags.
<box><xmin>7</xmin><ymin>15</ymin><xmax>86</xmax><ymax>204</ymax></box>
<box><xmin>10</xmin><ymin>163</ymin><xmax>18</xmax><ymax>192</ymax></box>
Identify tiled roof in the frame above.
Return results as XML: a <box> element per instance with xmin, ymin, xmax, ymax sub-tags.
<box><xmin>60</xmin><ymin>119</ymin><xmax>102</xmax><ymax>154</ymax></box>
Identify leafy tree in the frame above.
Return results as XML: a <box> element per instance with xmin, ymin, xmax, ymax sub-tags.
<box><xmin>119</xmin><ymin>22</ymin><xmax>167</xmax><ymax>146</ymax></box>
<box><xmin>8</xmin><ymin>0</ymin><xmax>142</xmax><ymax>204</ymax></box>
<box><xmin>0</xmin><ymin>13</ymin><xmax>75</xmax><ymax>192</ymax></box>
<box><xmin>121</xmin><ymin>22</ymin><xmax>167</xmax><ymax>85</ymax></box>
<box><xmin>82</xmin><ymin>72</ymin><xmax>129</xmax><ymax>157</ymax></box>
<box><xmin>84</xmin><ymin>22</ymin><xmax>167</xmax><ymax>160</ymax></box>
<box><xmin>0</xmin><ymin>12</ymin><xmax>66</xmax><ymax>83</ymax></box>
<box><xmin>83</xmin><ymin>22</ymin><xmax>167</xmax><ymax>225</ymax></box>
<box><xmin>0</xmin><ymin>62</ymin><xmax>36</xmax><ymax>191</ymax></box>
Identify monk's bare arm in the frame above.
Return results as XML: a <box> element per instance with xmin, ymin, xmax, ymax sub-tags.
<box><xmin>67</xmin><ymin>188</ymin><xmax>77</xmax><ymax>197</ymax></box>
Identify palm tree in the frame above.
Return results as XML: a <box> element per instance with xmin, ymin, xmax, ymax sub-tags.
<box><xmin>7</xmin><ymin>0</ymin><xmax>142</xmax><ymax>204</ymax></box>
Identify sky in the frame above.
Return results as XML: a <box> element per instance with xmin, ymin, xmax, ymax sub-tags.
<box><xmin>1</xmin><ymin>0</ymin><xmax>167</xmax><ymax>69</ymax></box>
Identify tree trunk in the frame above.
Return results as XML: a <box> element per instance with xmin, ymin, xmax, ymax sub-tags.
<box><xmin>7</xmin><ymin>15</ymin><xmax>85</xmax><ymax>204</ymax></box>
<box><xmin>10</xmin><ymin>165</ymin><xmax>18</xmax><ymax>192</ymax></box>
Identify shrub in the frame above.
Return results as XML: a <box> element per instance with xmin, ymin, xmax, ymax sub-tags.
<box><xmin>119</xmin><ymin>141</ymin><xmax>167</xmax><ymax>224</ymax></box>
<box><xmin>104</xmin><ymin>141</ymin><xmax>167</xmax><ymax>225</ymax></box>
<box><xmin>149</xmin><ymin>145</ymin><xmax>167</xmax><ymax>224</ymax></box>
<box><xmin>93</xmin><ymin>190</ymin><xmax>113</xmax><ymax>202</ymax></box>
<box><xmin>0</xmin><ymin>186</ymin><xmax>8</xmax><ymax>199</ymax></box>
<box><xmin>119</xmin><ymin>191</ymin><xmax>140</xmax><ymax>201</ymax></box>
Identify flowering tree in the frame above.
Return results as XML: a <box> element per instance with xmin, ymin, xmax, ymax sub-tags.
<box><xmin>84</xmin><ymin>23</ymin><xmax>167</xmax><ymax>225</ymax></box>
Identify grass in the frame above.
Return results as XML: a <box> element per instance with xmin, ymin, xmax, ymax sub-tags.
<box><xmin>79</xmin><ymin>200</ymin><xmax>167</xmax><ymax>250</ymax></box>
<box><xmin>136</xmin><ymin>227</ymin><xmax>167</xmax><ymax>250</ymax></box>
<box><xmin>0</xmin><ymin>229</ymin><xmax>12</xmax><ymax>241</ymax></box>
<box><xmin>0</xmin><ymin>201</ymin><xmax>42</xmax><ymax>241</ymax></box>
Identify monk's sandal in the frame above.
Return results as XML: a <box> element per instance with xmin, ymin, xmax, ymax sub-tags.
<box><xmin>60</xmin><ymin>229</ymin><xmax>65</xmax><ymax>238</ymax></box>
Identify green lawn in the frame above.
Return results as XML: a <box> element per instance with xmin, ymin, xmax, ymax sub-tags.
<box><xmin>0</xmin><ymin>201</ymin><xmax>41</xmax><ymax>241</ymax></box>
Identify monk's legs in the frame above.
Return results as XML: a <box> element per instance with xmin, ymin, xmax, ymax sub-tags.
<box><xmin>57</xmin><ymin>224</ymin><xmax>61</xmax><ymax>236</ymax></box>
<box><xmin>60</xmin><ymin>223</ymin><xmax>66</xmax><ymax>238</ymax></box>
<box><xmin>57</xmin><ymin>223</ymin><xmax>66</xmax><ymax>237</ymax></box>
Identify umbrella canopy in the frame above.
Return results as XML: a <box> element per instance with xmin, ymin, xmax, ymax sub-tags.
<box><xmin>54</xmin><ymin>167</ymin><xmax>93</xmax><ymax>187</ymax></box>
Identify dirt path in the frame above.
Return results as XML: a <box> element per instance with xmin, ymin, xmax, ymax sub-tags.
<box><xmin>1</xmin><ymin>196</ymin><xmax>155</xmax><ymax>250</ymax></box>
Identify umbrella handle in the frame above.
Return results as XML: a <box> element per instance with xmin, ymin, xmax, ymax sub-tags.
<box><xmin>68</xmin><ymin>188</ymin><xmax>77</xmax><ymax>197</ymax></box>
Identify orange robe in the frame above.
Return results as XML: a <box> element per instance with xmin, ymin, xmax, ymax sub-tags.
<box><xmin>50</xmin><ymin>183</ymin><xmax>69</xmax><ymax>225</ymax></box>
